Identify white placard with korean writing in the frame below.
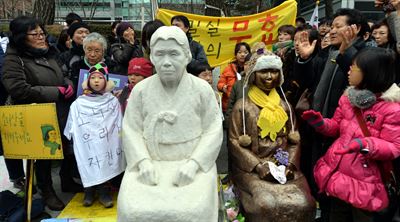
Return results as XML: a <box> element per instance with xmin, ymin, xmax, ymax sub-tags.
<box><xmin>64</xmin><ymin>93</ymin><xmax>126</xmax><ymax>187</ymax></box>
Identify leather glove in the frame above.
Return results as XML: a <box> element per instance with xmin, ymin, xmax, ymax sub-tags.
<box><xmin>137</xmin><ymin>159</ymin><xmax>158</xmax><ymax>186</ymax></box>
<box><xmin>302</xmin><ymin>110</ymin><xmax>324</xmax><ymax>130</ymax></box>
<box><xmin>58</xmin><ymin>85</ymin><xmax>74</xmax><ymax>99</ymax></box>
<box><xmin>334</xmin><ymin>138</ymin><xmax>369</xmax><ymax>155</ymax></box>
<box><xmin>173</xmin><ymin>159</ymin><xmax>199</xmax><ymax>187</ymax></box>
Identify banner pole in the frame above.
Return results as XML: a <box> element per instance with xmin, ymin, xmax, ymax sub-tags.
<box><xmin>151</xmin><ymin>0</ymin><xmax>159</xmax><ymax>20</ymax></box>
<box><xmin>24</xmin><ymin>159</ymin><xmax>34</xmax><ymax>222</ymax></box>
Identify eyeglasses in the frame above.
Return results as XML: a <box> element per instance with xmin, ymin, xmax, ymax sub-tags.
<box><xmin>26</xmin><ymin>32</ymin><xmax>46</xmax><ymax>39</ymax></box>
<box><xmin>85</xmin><ymin>48</ymin><xmax>103</xmax><ymax>55</ymax></box>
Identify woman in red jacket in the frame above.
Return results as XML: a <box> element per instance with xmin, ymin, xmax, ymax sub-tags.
<box><xmin>302</xmin><ymin>47</ymin><xmax>400</xmax><ymax>221</ymax></box>
<box><xmin>217</xmin><ymin>42</ymin><xmax>250</xmax><ymax>112</ymax></box>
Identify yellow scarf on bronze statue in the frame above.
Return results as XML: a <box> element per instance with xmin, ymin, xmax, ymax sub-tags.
<box><xmin>248</xmin><ymin>86</ymin><xmax>288</xmax><ymax>141</ymax></box>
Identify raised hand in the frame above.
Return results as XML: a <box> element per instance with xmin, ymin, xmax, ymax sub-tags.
<box><xmin>296</xmin><ymin>31</ymin><xmax>317</xmax><ymax>60</ymax></box>
<box><xmin>375</xmin><ymin>0</ymin><xmax>384</xmax><ymax>7</ymax></box>
<box><xmin>338</xmin><ymin>24</ymin><xmax>359</xmax><ymax>54</ymax></box>
<box><xmin>390</xmin><ymin>0</ymin><xmax>400</xmax><ymax>11</ymax></box>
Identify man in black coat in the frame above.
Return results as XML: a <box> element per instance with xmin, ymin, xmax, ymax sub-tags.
<box><xmin>294</xmin><ymin>8</ymin><xmax>368</xmax><ymax>222</ymax></box>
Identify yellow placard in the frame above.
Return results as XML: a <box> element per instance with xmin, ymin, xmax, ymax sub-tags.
<box><xmin>57</xmin><ymin>192</ymin><xmax>118</xmax><ymax>220</ymax></box>
<box><xmin>156</xmin><ymin>0</ymin><xmax>297</xmax><ymax>67</ymax></box>
<box><xmin>0</xmin><ymin>103</ymin><xmax>63</xmax><ymax>159</ymax></box>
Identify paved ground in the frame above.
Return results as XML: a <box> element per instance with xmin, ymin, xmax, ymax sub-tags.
<box><xmin>0</xmin><ymin>134</ymin><xmax>229</xmax><ymax>220</ymax></box>
<box><xmin>0</xmin><ymin>156</ymin><xmax>75</xmax><ymax>218</ymax></box>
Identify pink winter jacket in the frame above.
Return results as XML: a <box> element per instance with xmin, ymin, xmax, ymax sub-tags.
<box><xmin>314</xmin><ymin>84</ymin><xmax>400</xmax><ymax>212</ymax></box>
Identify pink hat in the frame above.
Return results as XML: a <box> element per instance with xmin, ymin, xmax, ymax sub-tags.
<box><xmin>127</xmin><ymin>58</ymin><xmax>153</xmax><ymax>78</ymax></box>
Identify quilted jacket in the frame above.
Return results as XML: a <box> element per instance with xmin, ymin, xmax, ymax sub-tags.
<box><xmin>314</xmin><ymin>83</ymin><xmax>400</xmax><ymax>212</ymax></box>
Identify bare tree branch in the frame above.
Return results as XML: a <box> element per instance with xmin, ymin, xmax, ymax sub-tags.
<box><xmin>89</xmin><ymin>0</ymin><xmax>99</xmax><ymax>20</ymax></box>
<box><xmin>33</xmin><ymin>0</ymin><xmax>55</xmax><ymax>24</ymax></box>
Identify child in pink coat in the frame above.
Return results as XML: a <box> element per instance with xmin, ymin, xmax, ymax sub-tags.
<box><xmin>302</xmin><ymin>47</ymin><xmax>400</xmax><ymax>221</ymax></box>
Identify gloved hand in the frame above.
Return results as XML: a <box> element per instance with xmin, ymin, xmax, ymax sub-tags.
<box><xmin>334</xmin><ymin>138</ymin><xmax>369</xmax><ymax>155</ymax></box>
<box><xmin>302</xmin><ymin>110</ymin><xmax>324</xmax><ymax>130</ymax></box>
<box><xmin>58</xmin><ymin>85</ymin><xmax>74</xmax><ymax>99</ymax></box>
<box><xmin>138</xmin><ymin>159</ymin><xmax>158</xmax><ymax>186</ymax></box>
<box><xmin>173</xmin><ymin>159</ymin><xmax>199</xmax><ymax>187</ymax></box>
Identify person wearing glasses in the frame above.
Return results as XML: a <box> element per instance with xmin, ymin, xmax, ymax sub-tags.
<box><xmin>1</xmin><ymin>16</ymin><xmax>75</xmax><ymax>211</ymax></box>
<box><xmin>70</xmin><ymin>32</ymin><xmax>115</xmax><ymax>94</ymax></box>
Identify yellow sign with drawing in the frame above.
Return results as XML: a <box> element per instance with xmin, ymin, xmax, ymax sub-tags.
<box><xmin>0</xmin><ymin>103</ymin><xmax>63</xmax><ymax>159</ymax></box>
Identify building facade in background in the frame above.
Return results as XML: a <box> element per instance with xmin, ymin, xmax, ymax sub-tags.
<box><xmin>300</xmin><ymin>0</ymin><xmax>385</xmax><ymax>22</ymax></box>
<box><xmin>55</xmin><ymin>0</ymin><xmax>205</xmax><ymax>27</ymax></box>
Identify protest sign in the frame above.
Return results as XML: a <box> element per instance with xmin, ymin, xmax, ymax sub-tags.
<box><xmin>0</xmin><ymin>103</ymin><xmax>63</xmax><ymax>159</ymax></box>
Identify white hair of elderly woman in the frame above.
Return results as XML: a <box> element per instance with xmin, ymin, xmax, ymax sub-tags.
<box><xmin>83</xmin><ymin>32</ymin><xmax>108</xmax><ymax>53</ymax></box>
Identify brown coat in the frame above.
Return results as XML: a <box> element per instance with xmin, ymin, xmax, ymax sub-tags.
<box><xmin>228</xmin><ymin>96</ymin><xmax>315</xmax><ymax>222</ymax></box>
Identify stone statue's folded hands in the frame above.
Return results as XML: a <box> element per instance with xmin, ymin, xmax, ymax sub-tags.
<box><xmin>138</xmin><ymin>159</ymin><xmax>159</xmax><ymax>186</ymax></box>
<box><xmin>173</xmin><ymin>159</ymin><xmax>199</xmax><ymax>187</ymax></box>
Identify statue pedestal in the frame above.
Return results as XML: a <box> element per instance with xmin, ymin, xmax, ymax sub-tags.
<box><xmin>117</xmin><ymin>160</ymin><xmax>218</xmax><ymax>222</ymax></box>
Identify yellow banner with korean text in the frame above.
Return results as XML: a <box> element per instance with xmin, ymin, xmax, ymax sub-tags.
<box><xmin>156</xmin><ymin>0</ymin><xmax>297</xmax><ymax>67</ymax></box>
<box><xmin>0</xmin><ymin>103</ymin><xmax>63</xmax><ymax>159</ymax></box>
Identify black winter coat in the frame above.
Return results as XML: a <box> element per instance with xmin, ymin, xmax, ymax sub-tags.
<box><xmin>1</xmin><ymin>45</ymin><xmax>73</xmax><ymax>130</ymax></box>
<box><xmin>110</xmin><ymin>39</ymin><xmax>143</xmax><ymax>75</ymax></box>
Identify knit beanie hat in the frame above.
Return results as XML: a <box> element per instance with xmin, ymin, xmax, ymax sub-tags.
<box><xmin>88</xmin><ymin>62</ymin><xmax>108</xmax><ymax>80</ymax></box>
<box><xmin>244</xmin><ymin>53</ymin><xmax>284</xmax><ymax>88</ymax></box>
<box><xmin>239</xmin><ymin>46</ymin><xmax>299</xmax><ymax>147</ymax></box>
<box><xmin>127</xmin><ymin>58</ymin><xmax>153</xmax><ymax>78</ymax></box>
<box><xmin>82</xmin><ymin>62</ymin><xmax>114</xmax><ymax>93</ymax></box>
<box><xmin>116</xmin><ymin>22</ymin><xmax>133</xmax><ymax>37</ymax></box>
<box><xmin>67</xmin><ymin>22</ymin><xmax>90</xmax><ymax>38</ymax></box>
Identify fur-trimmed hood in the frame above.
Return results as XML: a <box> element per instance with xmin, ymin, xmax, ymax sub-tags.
<box><xmin>380</xmin><ymin>83</ymin><xmax>400</xmax><ymax>102</ymax></box>
<box><xmin>82</xmin><ymin>79</ymin><xmax>115</xmax><ymax>94</ymax></box>
<box><xmin>345</xmin><ymin>83</ymin><xmax>400</xmax><ymax>102</ymax></box>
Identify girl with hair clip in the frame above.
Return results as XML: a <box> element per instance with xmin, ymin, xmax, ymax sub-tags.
<box><xmin>228</xmin><ymin>49</ymin><xmax>315</xmax><ymax>222</ymax></box>
<box><xmin>302</xmin><ymin>47</ymin><xmax>400</xmax><ymax>222</ymax></box>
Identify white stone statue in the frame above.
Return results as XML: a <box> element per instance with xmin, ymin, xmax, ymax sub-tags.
<box><xmin>117</xmin><ymin>26</ymin><xmax>223</xmax><ymax>222</ymax></box>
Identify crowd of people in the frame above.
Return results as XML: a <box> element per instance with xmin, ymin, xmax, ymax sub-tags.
<box><xmin>0</xmin><ymin>1</ymin><xmax>399</xmax><ymax>221</ymax></box>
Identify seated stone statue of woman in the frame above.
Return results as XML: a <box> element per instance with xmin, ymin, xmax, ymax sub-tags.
<box><xmin>228</xmin><ymin>50</ymin><xmax>315</xmax><ymax>222</ymax></box>
<box><xmin>117</xmin><ymin>26</ymin><xmax>223</xmax><ymax>222</ymax></box>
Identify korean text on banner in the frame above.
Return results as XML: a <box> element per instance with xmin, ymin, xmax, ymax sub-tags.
<box><xmin>156</xmin><ymin>0</ymin><xmax>297</xmax><ymax>67</ymax></box>
<box><xmin>0</xmin><ymin>103</ymin><xmax>63</xmax><ymax>159</ymax></box>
